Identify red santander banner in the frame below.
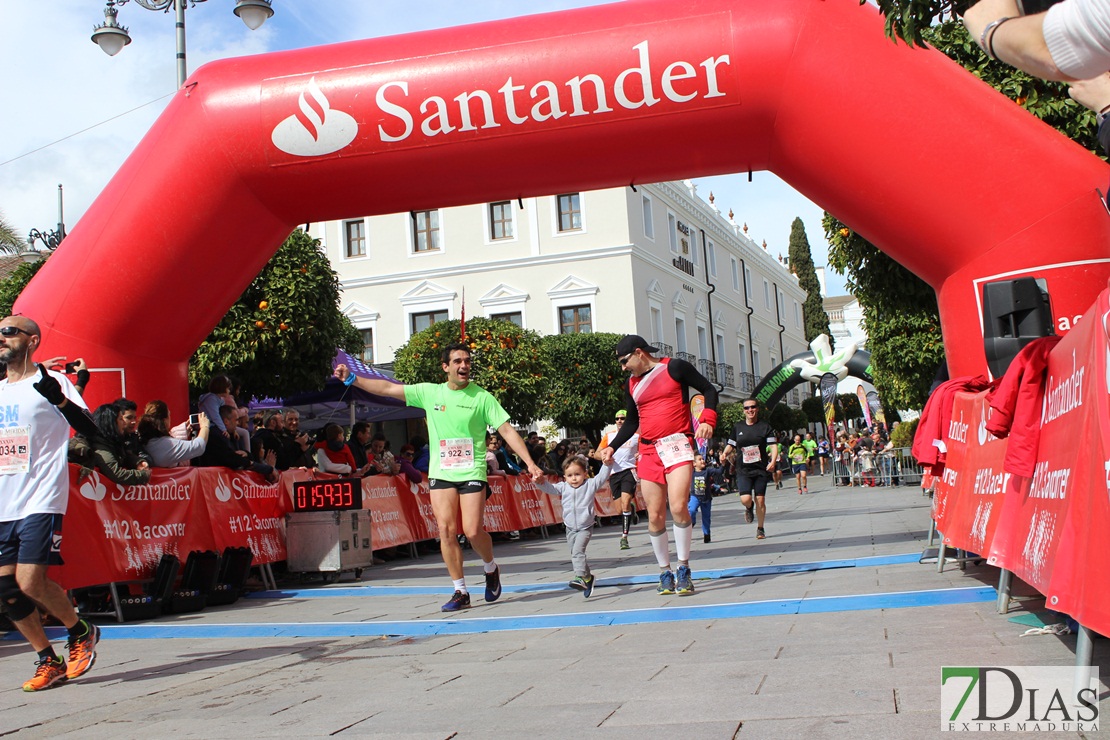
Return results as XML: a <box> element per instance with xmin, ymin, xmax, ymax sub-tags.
<box><xmin>938</xmin><ymin>286</ymin><xmax>1110</xmax><ymax>636</ymax></box>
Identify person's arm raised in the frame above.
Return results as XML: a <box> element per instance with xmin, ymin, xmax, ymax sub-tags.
<box><xmin>333</xmin><ymin>364</ymin><xmax>408</xmax><ymax>401</ymax></box>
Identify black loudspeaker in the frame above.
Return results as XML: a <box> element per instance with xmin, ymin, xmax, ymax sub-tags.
<box><xmin>207</xmin><ymin>546</ymin><xmax>254</xmax><ymax>606</ymax></box>
<box><xmin>165</xmin><ymin>550</ymin><xmax>223</xmax><ymax>614</ymax></box>
<box><xmin>982</xmin><ymin>278</ymin><xmax>1053</xmax><ymax>378</ymax></box>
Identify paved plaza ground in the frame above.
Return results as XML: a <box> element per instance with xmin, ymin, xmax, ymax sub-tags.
<box><xmin>2</xmin><ymin>476</ymin><xmax>1106</xmax><ymax>738</ymax></box>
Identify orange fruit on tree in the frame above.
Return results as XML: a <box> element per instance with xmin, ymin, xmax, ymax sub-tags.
<box><xmin>838</xmin><ymin>227</ymin><xmax>850</xmax><ymax>238</ymax></box>
<box><xmin>259</xmin><ymin>300</ymin><xmax>268</xmax><ymax>310</ymax></box>
<box><xmin>255</xmin><ymin>320</ymin><xmax>265</xmax><ymax>329</ymax></box>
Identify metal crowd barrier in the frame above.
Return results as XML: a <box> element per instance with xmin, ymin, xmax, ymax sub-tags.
<box><xmin>832</xmin><ymin>447</ymin><xmax>923</xmax><ymax>487</ymax></box>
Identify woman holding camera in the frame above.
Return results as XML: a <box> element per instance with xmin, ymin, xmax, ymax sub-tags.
<box><xmin>138</xmin><ymin>401</ymin><xmax>211</xmax><ymax>468</ymax></box>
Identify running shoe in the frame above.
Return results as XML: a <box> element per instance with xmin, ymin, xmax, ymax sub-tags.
<box><xmin>441</xmin><ymin>590</ymin><xmax>471</xmax><ymax>612</ymax></box>
<box><xmin>65</xmin><ymin>621</ymin><xmax>101</xmax><ymax>679</ymax></box>
<box><xmin>676</xmin><ymin>565</ymin><xmax>695</xmax><ymax>595</ymax></box>
<box><xmin>23</xmin><ymin>657</ymin><xmax>67</xmax><ymax>692</ymax></box>
<box><xmin>484</xmin><ymin>566</ymin><xmax>502</xmax><ymax>603</ymax></box>
<box><xmin>745</xmin><ymin>506</ymin><xmax>754</xmax><ymax>524</ymax></box>
<box><xmin>569</xmin><ymin>576</ymin><xmax>588</xmax><ymax>591</ymax></box>
<box><xmin>657</xmin><ymin>570</ymin><xmax>676</xmax><ymax>595</ymax></box>
<box><xmin>703</xmin><ymin>533</ymin><xmax>711</xmax><ymax>544</ymax></box>
<box><xmin>803</xmin><ymin>487</ymin><xmax>808</xmax><ymax>494</ymax></box>
<box><xmin>619</xmin><ymin>536</ymin><xmax>630</xmax><ymax>550</ymax></box>
<box><xmin>583</xmin><ymin>574</ymin><xmax>595</xmax><ymax>598</ymax></box>
<box><xmin>756</xmin><ymin>527</ymin><xmax>766</xmax><ymax>540</ymax></box>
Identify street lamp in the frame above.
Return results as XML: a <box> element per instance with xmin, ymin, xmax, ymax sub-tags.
<box><xmin>91</xmin><ymin>0</ymin><xmax>274</xmax><ymax>88</ymax></box>
<box><xmin>23</xmin><ymin>185</ymin><xmax>68</xmax><ymax>263</ymax></box>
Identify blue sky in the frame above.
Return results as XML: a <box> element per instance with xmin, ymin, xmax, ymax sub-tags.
<box><xmin>1</xmin><ymin>0</ymin><xmax>844</xmax><ymax>295</ymax></box>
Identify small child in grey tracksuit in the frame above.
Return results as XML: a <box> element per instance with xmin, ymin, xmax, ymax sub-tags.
<box><xmin>536</xmin><ymin>454</ymin><xmax>612</xmax><ymax>597</ymax></box>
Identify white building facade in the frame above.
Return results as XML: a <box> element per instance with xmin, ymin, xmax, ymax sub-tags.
<box><xmin>311</xmin><ymin>180</ymin><xmax>808</xmax><ymax>404</ymax></box>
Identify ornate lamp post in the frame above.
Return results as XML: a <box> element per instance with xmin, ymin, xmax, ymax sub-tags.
<box><xmin>91</xmin><ymin>0</ymin><xmax>274</xmax><ymax>88</ymax></box>
<box><xmin>23</xmin><ymin>185</ymin><xmax>67</xmax><ymax>263</ymax></box>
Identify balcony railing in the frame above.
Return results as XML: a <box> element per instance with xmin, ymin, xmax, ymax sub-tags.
<box><xmin>677</xmin><ymin>351</ymin><xmax>696</xmax><ymax>363</ymax></box>
<box><xmin>736</xmin><ymin>371</ymin><xmax>757</xmax><ymax>393</ymax></box>
<box><xmin>697</xmin><ymin>358</ymin><xmax>718</xmax><ymax>383</ymax></box>
<box><xmin>655</xmin><ymin>342</ymin><xmax>673</xmax><ymax>358</ymax></box>
<box><xmin>717</xmin><ymin>363</ymin><xmax>734</xmax><ymax>388</ymax></box>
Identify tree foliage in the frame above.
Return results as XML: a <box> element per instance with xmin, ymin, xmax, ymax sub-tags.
<box><xmin>801</xmin><ymin>395</ymin><xmax>827</xmax><ymax>424</ymax></box>
<box><xmin>890</xmin><ymin>417</ymin><xmax>919</xmax><ymax>448</ymax></box>
<box><xmin>0</xmin><ymin>256</ymin><xmax>48</xmax><ymax>318</ymax></box>
<box><xmin>393</xmin><ymin>316</ymin><xmax>545</xmax><ymax>425</ymax></box>
<box><xmin>189</xmin><ymin>229</ymin><xmax>363</xmax><ymax>400</ymax></box>
<box><xmin>539</xmin><ymin>332</ymin><xmax>626</xmax><ymax>439</ymax></box>
<box><xmin>787</xmin><ymin>217</ymin><xmax>833</xmax><ymax>344</ymax></box>
<box><xmin>824</xmin><ymin>213</ymin><xmax>945</xmax><ymax>411</ymax></box>
<box><xmin>0</xmin><ymin>212</ymin><xmax>24</xmax><ymax>255</ymax></box>
<box><xmin>836</xmin><ymin>393</ymin><xmax>865</xmax><ymax>423</ymax></box>
<box><xmin>769</xmin><ymin>403</ymin><xmax>808</xmax><ymax>433</ymax></box>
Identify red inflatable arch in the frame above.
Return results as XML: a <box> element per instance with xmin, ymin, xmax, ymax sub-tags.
<box><xmin>17</xmin><ymin>0</ymin><xmax>1110</xmax><ymax>417</ymax></box>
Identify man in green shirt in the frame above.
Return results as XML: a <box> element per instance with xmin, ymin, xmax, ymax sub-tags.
<box><xmin>334</xmin><ymin>343</ymin><xmax>543</xmax><ymax>612</ymax></box>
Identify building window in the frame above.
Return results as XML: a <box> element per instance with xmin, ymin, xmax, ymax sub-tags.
<box><xmin>344</xmin><ymin>219</ymin><xmax>366</xmax><ymax>258</ymax></box>
<box><xmin>763</xmin><ymin>279</ymin><xmax>770</xmax><ymax>309</ymax></box>
<box><xmin>744</xmin><ymin>265</ymin><xmax>753</xmax><ymax>301</ymax></box>
<box><xmin>410</xmin><ymin>309</ymin><xmax>448</xmax><ymax>334</ymax></box>
<box><xmin>706</xmin><ymin>240</ymin><xmax>717</xmax><ymax>277</ymax></box>
<box><xmin>642</xmin><ymin>195</ymin><xmax>654</xmax><ymax>240</ymax></box>
<box><xmin>411</xmin><ymin>209</ymin><xmax>440</xmax><ymax>252</ymax></box>
<box><xmin>489</xmin><ymin>201</ymin><xmax>513</xmax><ymax>241</ymax></box>
<box><xmin>557</xmin><ymin>193</ymin><xmax>582</xmax><ymax>232</ymax></box>
<box><xmin>738</xmin><ymin>341</ymin><xmax>749</xmax><ymax>374</ymax></box>
<box><xmin>359</xmin><ymin>329</ymin><xmax>374</xmax><ymax>364</ymax></box>
<box><xmin>753</xmin><ymin>348</ymin><xmax>761</xmax><ymax>377</ymax></box>
<box><xmin>715</xmin><ymin>332</ymin><xmax>726</xmax><ymax>363</ymax></box>
<box><xmin>697</xmin><ymin>324</ymin><xmax>708</xmax><ymax>359</ymax></box>
<box><xmin>650</xmin><ymin>306</ymin><xmax>663</xmax><ymax>342</ymax></box>
<box><xmin>675</xmin><ymin>317</ymin><xmax>687</xmax><ymax>353</ymax></box>
<box><xmin>668</xmin><ymin>213</ymin><xmax>678</xmax><ymax>252</ymax></box>
<box><xmin>794</xmin><ymin>300</ymin><xmax>801</xmax><ymax>327</ymax></box>
<box><xmin>559</xmin><ymin>304</ymin><xmax>591</xmax><ymax>333</ymax></box>
<box><xmin>731</xmin><ymin>257</ymin><xmax>740</xmax><ymax>291</ymax></box>
<box><xmin>491</xmin><ymin>311</ymin><xmax>522</xmax><ymax>327</ymax></box>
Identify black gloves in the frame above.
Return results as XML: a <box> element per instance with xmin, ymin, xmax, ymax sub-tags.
<box><xmin>76</xmin><ymin>368</ymin><xmax>91</xmax><ymax>389</ymax></box>
<box><xmin>32</xmin><ymin>364</ymin><xmax>66</xmax><ymax>406</ymax></box>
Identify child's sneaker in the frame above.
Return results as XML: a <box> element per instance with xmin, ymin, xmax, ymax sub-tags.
<box><xmin>569</xmin><ymin>576</ymin><xmax>588</xmax><ymax>591</ymax></box>
<box><xmin>582</xmin><ymin>575</ymin><xmax>595</xmax><ymax>598</ymax></box>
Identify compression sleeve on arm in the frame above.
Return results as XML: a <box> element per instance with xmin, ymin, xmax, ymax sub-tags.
<box><xmin>667</xmin><ymin>358</ymin><xmax>719</xmax><ymax>426</ymax></box>
<box><xmin>58</xmin><ymin>401</ymin><xmax>99</xmax><ymax>439</ymax></box>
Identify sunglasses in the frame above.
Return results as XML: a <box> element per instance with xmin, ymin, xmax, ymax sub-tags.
<box><xmin>615</xmin><ymin>418</ymin><xmax>624</xmax><ymax>422</ymax></box>
<box><xmin>0</xmin><ymin>326</ymin><xmax>34</xmax><ymax>337</ymax></box>
<box><xmin>743</xmin><ymin>405</ymin><xmax>759</xmax><ymax>411</ymax></box>
<box><xmin>617</xmin><ymin>353</ymin><xmax>632</xmax><ymax>366</ymax></box>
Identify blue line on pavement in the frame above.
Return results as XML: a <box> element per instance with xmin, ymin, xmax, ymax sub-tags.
<box><xmin>20</xmin><ymin>585</ymin><xmax>995</xmax><ymax>641</ymax></box>
<box><xmin>247</xmin><ymin>551</ymin><xmax>923</xmax><ymax>599</ymax></box>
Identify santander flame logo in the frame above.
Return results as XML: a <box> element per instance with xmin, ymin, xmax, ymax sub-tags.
<box><xmin>214</xmin><ymin>478</ymin><xmax>232</xmax><ymax>503</ymax></box>
<box><xmin>79</xmin><ymin>471</ymin><xmax>107</xmax><ymax>502</ymax></box>
<box><xmin>272</xmin><ymin>77</ymin><xmax>358</xmax><ymax>157</ymax></box>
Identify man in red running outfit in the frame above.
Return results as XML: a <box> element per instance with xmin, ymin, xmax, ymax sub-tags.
<box><xmin>599</xmin><ymin>335</ymin><xmax>717</xmax><ymax>596</ymax></box>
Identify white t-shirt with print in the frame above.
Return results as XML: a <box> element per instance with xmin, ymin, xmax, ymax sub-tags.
<box><xmin>0</xmin><ymin>370</ymin><xmax>87</xmax><ymax>521</ymax></box>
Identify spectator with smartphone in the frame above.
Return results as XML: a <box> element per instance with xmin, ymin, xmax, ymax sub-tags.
<box><xmin>71</xmin><ymin>403</ymin><xmax>152</xmax><ymax>486</ymax></box>
<box><xmin>139</xmin><ymin>401</ymin><xmax>210</xmax><ymax>468</ymax></box>
<box><xmin>195</xmin><ymin>405</ymin><xmax>277</xmax><ymax>482</ymax></box>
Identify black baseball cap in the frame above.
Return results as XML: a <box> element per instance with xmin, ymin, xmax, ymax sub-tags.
<box><xmin>615</xmin><ymin>334</ymin><xmax>659</xmax><ymax>356</ymax></box>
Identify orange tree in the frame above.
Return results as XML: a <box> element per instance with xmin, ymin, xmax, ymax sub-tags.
<box><xmin>393</xmin><ymin>317</ymin><xmax>545</xmax><ymax>424</ymax></box>
<box><xmin>189</xmin><ymin>228</ymin><xmax>363</xmax><ymax>399</ymax></box>
<box><xmin>539</xmin><ymin>332</ymin><xmax>625</xmax><ymax>442</ymax></box>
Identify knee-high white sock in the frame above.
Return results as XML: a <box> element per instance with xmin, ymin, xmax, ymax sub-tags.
<box><xmin>649</xmin><ymin>528</ymin><xmax>671</xmax><ymax>569</ymax></box>
<box><xmin>674</xmin><ymin>520</ymin><xmax>693</xmax><ymax>563</ymax></box>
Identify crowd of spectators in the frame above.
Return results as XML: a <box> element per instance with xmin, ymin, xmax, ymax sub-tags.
<box><xmin>63</xmin><ymin>373</ymin><xmax>435</xmax><ymax>489</ymax></box>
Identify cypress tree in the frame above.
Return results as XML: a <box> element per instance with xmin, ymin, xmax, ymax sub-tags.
<box><xmin>787</xmin><ymin>217</ymin><xmax>832</xmax><ymax>345</ymax></box>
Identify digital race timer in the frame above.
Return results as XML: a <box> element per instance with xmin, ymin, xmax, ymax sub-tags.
<box><xmin>291</xmin><ymin>478</ymin><xmax>364</xmax><ymax>512</ymax></box>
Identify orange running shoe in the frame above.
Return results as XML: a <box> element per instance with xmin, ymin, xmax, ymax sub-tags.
<box><xmin>23</xmin><ymin>657</ymin><xmax>68</xmax><ymax>692</ymax></box>
<box><xmin>66</xmin><ymin>622</ymin><xmax>101</xmax><ymax>679</ymax></box>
